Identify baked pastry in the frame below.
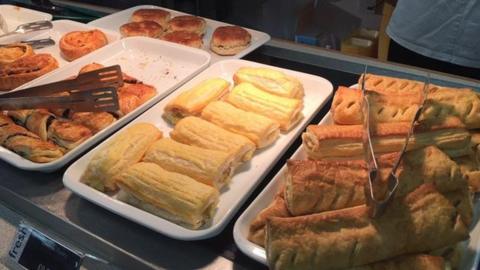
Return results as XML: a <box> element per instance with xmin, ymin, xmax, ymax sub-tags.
<box><xmin>119</xmin><ymin>82</ymin><xmax>156</xmax><ymax>105</ymax></box>
<box><xmin>352</xmin><ymin>254</ymin><xmax>445</xmax><ymax>270</ymax></box>
<box><xmin>360</xmin><ymin>73</ymin><xmax>425</xmax><ymax>95</ymax></box>
<box><xmin>115</xmin><ymin>162</ymin><xmax>219</xmax><ymax>229</ymax></box>
<box><xmin>167</xmin><ymin>15</ymin><xmax>206</xmax><ymax>36</ymax></box>
<box><xmin>302</xmin><ymin>119</ymin><xmax>472</xmax><ymax>160</ymax></box>
<box><xmin>47</xmin><ymin>120</ymin><xmax>92</xmax><ymax>151</ymax></box>
<box><xmin>117</xmin><ymin>91</ymin><xmax>140</xmax><ymax>116</ymax></box>
<box><xmin>81</xmin><ymin>123</ymin><xmax>162</xmax><ymax>192</ymax></box>
<box><xmin>78</xmin><ymin>62</ymin><xmax>104</xmax><ymax>74</ymax></box>
<box><xmin>131</xmin><ymin>8</ymin><xmax>171</xmax><ymax>29</ymax></box>
<box><xmin>7</xmin><ymin>109</ymin><xmax>34</xmax><ymax>125</ymax></box>
<box><xmin>0</xmin><ymin>53</ymin><xmax>58</xmax><ymax>91</ymax></box>
<box><xmin>24</xmin><ymin>110</ymin><xmax>55</xmax><ymax>141</ymax></box>
<box><xmin>0</xmin><ymin>43</ymin><xmax>34</xmax><ymax>65</ymax></box>
<box><xmin>163</xmin><ymin>78</ymin><xmax>230</xmax><ymax>125</ymax></box>
<box><xmin>59</xmin><ymin>29</ymin><xmax>108</xmax><ymax>61</ymax></box>
<box><xmin>201</xmin><ymin>101</ymin><xmax>280</xmax><ymax>148</ymax></box>
<box><xmin>210</xmin><ymin>26</ymin><xmax>251</xmax><ymax>56</ymax></box>
<box><xmin>143</xmin><ymin>138</ymin><xmax>235</xmax><ymax>190</ymax></box>
<box><xmin>454</xmin><ymin>154</ymin><xmax>480</xmax><ymax>192</ymax></box>
<box><xmin>70</xmin><ymin>112</ymin><xmax>116</xmax><ymax>134</ymax></box>
<box><xmin>233</xmin><ymin>67</ymin><xmax>304</xmax><ymax>99</ymax></box>
<box><xmin>162</xmin><ymin>31</ymin><xmax>203</xmax><ymax>48</ymax></box>
<box><xmin>266</xmin><ymin>184</ymin><xmax>470</xmax><ymax>270</ymax></box>
<box><xmin>171</xmin><ymin>116</ymin><xmax>256</xmax><ymax>163</ymax></box>
<box><xmin>119</xmin><ymin>21</ymin><xmax>163</xmax><ymax>38</ymax></box>
<box><xmin>225</xmin><ymin>83</ymin><xmax>303</xmax><ymax>131</ymax></box>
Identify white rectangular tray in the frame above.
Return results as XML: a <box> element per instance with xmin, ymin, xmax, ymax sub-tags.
<box><xmin>88</xmin><ymin>5</ymin><xmax>271</xmax><ymax>63</ymax></box>
<box><xmin>63</xmin><ymin>59</ymin><xmax>333</xmax><ymax>240</ymax></box>
<box><xmin>0</xmin><ymin>4</ymin><xmax>52</xmax><ymax>33</ymax></box>
<box><xmin>233</xmin><ymin>113</ymin><xmax>480</xmax><ymax>269</ymax></box>
<box><xmin>0</xmin><ymin>20</ymin><xmax>120</xmax><ymax>67</ymax></box>
<box><xmin>0</xmin><ymin>36</ymin><xmax>210</xmax><ymax>172</ymax></box>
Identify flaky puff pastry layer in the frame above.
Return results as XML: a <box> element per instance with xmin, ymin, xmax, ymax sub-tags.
<box><xmin>302</xmin><ymin>119</ymin><xmax>471</xmax><ymax>160</ymax></box>
<box><xmin>226</xmin><ymin>83</ymin><xmax>303</xmax><ymax>131</ymax></box>
<box><xmin>266</xmin><ymin>184</ymin><xmax>471</xmax><ymax>270</ymax></box>
<box><xmin>143</xmin><ymin>138</ymin><xmax>235</xmax><ymax>190</ymax></box>
<box><xmin>171</xmin><ymin>116</ymin><xmax>256</xmax><ymax>163</ymax></box>
<box><xmin>201</xmin><ymin>101</ymin><xmax>280</xmax><ymax>148</ymax></box>
<box><xmin>163</xmin><ymin>78</ymin><xmax>230</xmax><ymax>125</ymax></box>
<box><xmin>233</xmin><ymin>67</ymin><xmax>304</xmax><ymax>98</ymax></box>
<box><xmin>115</xmin><ymin>162</ymin><xmax>219</xmax><ymax>229</ymax></box>
<box><xmin>81</xmin><ymin>123</ymin><xmax>162</xmax><ymax>192</ymax></box>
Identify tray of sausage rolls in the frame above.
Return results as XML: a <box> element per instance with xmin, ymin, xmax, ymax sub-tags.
<box><xmin>0</xmin><ymin>36</ymin><xmax>210</xmax><ymax>171</ymax></box>
<box><xmin>234</xmin><ymin>73</ymin><xmax>480</xmax><ymax>269</ymax></box>
<box><xmin>88</xmin><ymin>5</ymin><xmax>270</xmax><ymax>63</ymax></box>
<box><xmin>0</xmin><ymin>20</ymin><xmax>121</xmax><ymax>92</ymax></box>
<box><xmin>63</xmin><ymin>59</ymin><xmax>333</xmax><ymax>240</ymax></box>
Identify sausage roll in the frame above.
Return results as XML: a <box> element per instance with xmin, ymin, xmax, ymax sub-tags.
<box><xmin>163</xmin><ymin>78</ymin><xmax>230</xmax><ymax>125</ymax></box>
<box><xmin>226</xmin><ymin>83</ymin><xmax>303</xmax><ymax>131</ymax></box>
<box><xmin>116</xmin><ymin>162</ymin><xmax>219</xmax><ymax>229</ymax></box>
<box><xmin>143</xmin><ymin>138</ymin><xmax>235</xmax><ymax>190</ymax></box>
<box><xmin>201</xmin><ymin>101</ymin><xmax>280</xmax><ymax>148</ymax></box>
<box><xmin>59</xmin><ymin>29</ymin><xmax>108</xmax><ymax>61</ymax></box>
<box><xmin>70</xmin><ymin>112</ymin><xmax>116</xmax><ymax>134</ymax></box>
<box><xmin>171</xmin><ymin>116</ymin><xmax>256</xmax><ymax>163</ymax></box>
<box><xmin>47</xmin><ymin>120</ymin><xmax>92</xmax><ymax>151</ymax></box>
<box><xmin>81</xmin><ymin>123</ymin><xmax>162</xmax><ymax>192</ymax></box>
<box><xmin>233</xmin><ymin>67</ymin><xmax>304</xmax><ymax>98</ymax></box>
<box><xmin>266</xmin><ymin>185</ymin><xmax>470</xmax><ymax>270</ymax></box>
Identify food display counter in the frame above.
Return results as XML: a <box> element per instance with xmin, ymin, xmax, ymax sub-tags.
<box><xmin>0</xmin><ymin>3</ymin><xmax>479</xmax><ymax>270</ymax></box>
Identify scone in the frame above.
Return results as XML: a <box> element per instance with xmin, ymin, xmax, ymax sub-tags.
<box><xmin>210</xmin><ymin>26</ymin><xmax>251</xmax><ymax>56</ymax></box>
<box><xmin>119</xmin><ymin>21</ymin><xmax>163</xmax><ymax>38</ymax></box>
<box><xmin>167</xmin><ymin>15</ymin><xmax>206</xmax><ymax>36</ymax></box>
<box><xmin>131</xmin><ymin>8</ymin><xmax>171</xmax><ymax>29</ymax></box>
<box><xmin>59</xmin><ymin>29</ymin><xmax>108</xmax><ymax>61</ymax></box>
<box><xmin>0</xmin><ymin>43</ymin><xmax>34</xmax><ymax>65</ymax></box>
<box><xmin>162</xmin><ymin>31</ymin><xmax>203</xmax><ymax>48</ymax></box>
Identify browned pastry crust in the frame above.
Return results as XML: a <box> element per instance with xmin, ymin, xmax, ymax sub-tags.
<box><xmin>47</xmin><ymin>120</ymin><xmax>92</xmax><ymax>151</ymax></box>
<box><xmin>119</xmin><ymin>21</ymin><xmax>163</xmax><ymax>38</ymax></box>
<box><xmin>351</xmin><ymin>254</ymin><xmax>445</xmax><ymax>270</ymax></box>
<box><xmin>70</xmin><ymin>112</ymin><xmax>116</xmax><ymax>134</ymax></box>
<box><xmin>162</xmin><ymin>31</ymin><xmax>203</xmax><ymax>48</ymax></box>
<box><xmin>0</xmin><ymin>114</ymin><xmax>14</xmax><ymax>127</ymax></box>
<box><xmin>210</xmin><ymin>26</ymin><xmax>251</xmax><ymax>56</ymax></box>
<box><xmin>302</xmin><ymin>118</ymin><xmax>472</xmax><ymax>160</ymax></box>
<box><xmin>266</xmin><ymin>184</ymin><xmax>471</xmax><ymax>270</ymax></box>
<box><xmin>167</xmin><ymin>15</ymin><xmax>206</xmax><ymax>36</ymax></box>
<box><xmin>24</xmin><ymin>109</ymin><xmax>55</xmax><ymax>141</ymax></box>
<box><xmin>0</xmin><ymin>120</ymin><xmax>35</xmax><ymax>144</ymax></box>
<box><xmin>78</xmin><ymin>62</ymin><xmax>104</xmax><ymax>74</ymax></box>
<box><xmin>117</xmin><ymin>91</ymin><xmax>140</xmax><ymax>116</ymax></box>
<box><xmin>119</xmin><ymin>82</ymin><xmax>156</xmax><ymax>105</ymax></box>
<box><xmin>0</xmin><ymin>43</ymin><xmax>34</xmax><ymax>65</ymax></box>
<box><xmin>131</xmin><ymin>8</ymin><xmax>171</xmax><ymax>29</ymax></box>
<box><xmin>59</xmin><ymin>29</ymin><xmax>108</xmax><ymax>61</ymax></box>
<box><xmin>0</xmin><ymin>53</ymin><xmax>58</xmax><ymax>91</ymax></box>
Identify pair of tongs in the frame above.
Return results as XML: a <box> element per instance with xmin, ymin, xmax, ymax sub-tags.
<box><xmin>0</xmin><ymin>21</ymin><xmax>53</xmax><ymax>39</ymax></box>
<box><xmin>0</xmin><ymin>65</ymin><xmax>123</xmax><ymax>112</ymax></box>
<box><xmin>361</xmin><ymin>67</ymin><xmax>429</xmax><ymax>218</ymax></box>
<box><xmin>0</xmin><ymin>38</ymin><xmax>56</xmax><ymax>49</ymax></box>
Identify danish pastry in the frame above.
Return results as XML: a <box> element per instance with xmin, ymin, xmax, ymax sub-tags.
<box><xmin>59</xmin><ymin>29</ymin><xmax>108</xmax><ymax>61</ymax></box>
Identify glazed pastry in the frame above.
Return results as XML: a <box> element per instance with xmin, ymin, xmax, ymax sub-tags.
<box><xmin>115</xmin><ymin>162</ymin><xmax>219</xmax><ymax>229</ymax></box>
<box><xmin>163</xmin><ymin>78</ymin><xmax>230</xmax><ymax>125</ymax></box>
<box><xmin>119</xmin><ymin>82</ymin><xmax>156</xmax><ymax>105</ymax></box>
<box><xmin>78</xmin><ymin>62</ymin><xmax>104</xmax><ymax>74</ymax></box>
<box><xmin>233</xmin><ymin>67</ymin><xmax>304</xmax><ymax>98</ymax></box>
<box><xmin>0</xmin><ymin>114</ymin><xmax>14</xmax><ymax>127</ymax></box>
<box><xmin>201</xmin><ymin>101</ymin><xmax>280</xmax><ymax>148</ymax></box>
<box><xmin>454</xmin><ymin>155</ymin><xmax>480</xmax><ymax>192</ymax></box>
<box><xmin>81</xmin><ymin>123</ymin><xmax>162</xmax><ymax>192</ymax></box>
<box><xmin>360</xmin><ymin>73</ymin><xmax>425</xmax><ymax>95</ymax></box>
<box><xmin>131</xmin><ymin>8</ymin><xmax>171</xmax><ymax>29</ymax></box>
<box><xmin>352</xmin><ymin>254</ymin><xmax>445</xmax><ymax>270</ymax></box>
<box><xmin>0</xmin><ymin>43</ymin><xmax>34</xmax><ymax>65</ymax></box>
<box><xmin>162</xmin><ymin>31</ymin><xmax>203</xmax><ymax>48</ymax></box>
<box><xmin>302</xmin><ymin>118</ymin><xmax>471</xmax><ymax>160</ymax></box>
<box><xmin>117</xmin><ymin>91</ymin><xmax>141</xmax><ymax>116</ymax></box>
<box><xmin>70</xmin><ymin>112</ymin><xmax>116</xmax><ymax>134</ymax></box>
<box><xmin>119</xmin><ymin>21</ymin><xmax>163</xmax><ymax>38</ymax></box>
<box><xmin>225</xmin><ymin>83</ymin><xmax>303</xmax><ymax>131</ymax></box>
<box><xmin>7</xmin><ymin>109</ymin><xmax>34</xmax><ymax>125</ymax></box>
<box><xmin>210</xmin><ymin>26</ymin><xmax>252</xmax><ymax>56</ymax></box>
<box><xmin>24</xmin><ymin>110</ymin><xmax>55</xmax><ymax>141</ymax></box>
<box><xmin>0</xmin><ymin>54</ymin><xmax>58</xmax><ymax>91</ymax></box>
<box><xmin>143</xmin><ymin>138</ymin><xmax>235</xmax><ymax>190</ymax></box>
<box><xmin>266</xmin><ymin>184</ymin><xmax>470</xmax><ymax>270</ymax></box>
<box><xmin>47</xmin><ymin>120</ymin><xmax>92</xmax><ymax>151</ymax></box>
<box><xmin>167</xmin><ymin>15</ymin><xmax>206</xmax><ymax>36</ymax></box>
<box><xmin>171</xmin><ymin>116</ymin><xmax>256</xmax><ymax>163</ymax></box>
<box><xmin>59</xmin><ymin>29</ymin><xmax>108</xmax><ymax>61</ymax></box>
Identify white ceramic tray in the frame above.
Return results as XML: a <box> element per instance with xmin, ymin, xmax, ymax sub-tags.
<box><xmin>88</xmin><ymin>5</ymin><xmax>271</xmax><ymax>63</ymax></box>
<box><xmin>233</xmin><ymin>113</ymin><xmax>480</xmax><ymax>269</ymax></box>
<box><xmin>0</xmin><ymin>20</ymin><xmax>120</xmax><ymax>67</ymax></box>
<box><xmin>0</xmin><ymin>36</ymin><xmax>210</xmax><ymax>172</ymax></box>
<box><xmin>0</xmin><ymin>4</ymin><xmax>52</xmax><ymax>34</ymax></box>
<box><xmin>63</xmin><ymin>59</ymin><xmax>333</xmax><ymax>240</ymax></box>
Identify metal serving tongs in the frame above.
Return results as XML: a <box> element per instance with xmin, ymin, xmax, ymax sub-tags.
<box><xmin>0</xmin><ymin>21</ymin><xmax>53</xmax><ymax>39</ymax></box>
<box><xmin>362</xmin><ymin>67</ymin><xmax>430</xmax><ymax>218</ymax></box>
<box><xmin>0</xmin><ymin>38</ymin><xmax>56</xmax><ymax>49</ymax></box>
<box><xmin>0</xmin><ymin>65</ymin><xmax>123</xmax><ymax>112</ymax></box>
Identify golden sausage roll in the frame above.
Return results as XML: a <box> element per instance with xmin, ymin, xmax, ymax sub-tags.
<box><xmin>225</xmin><ymin>83</ymin><xmax>303</xmax><ymax>131</ymax></box>
<box><xmin>116</xmin><ymin>162</ymin><xmax>219</xmax><ymax>229</ymax></box>
<box><xmin>163</xmin><ymin>78</ymin><xmax>230</xmax><ymax>125</ymax></box>
<box><xmin>170</xmin><ymin>116</ymin><xmax>256</xmax><ymax>163</ymax></box>
<box><xmin>233</xmin><ymin>67</ymin><xmax>304</xmax><ymax>98</ymax></box>
<box><xmin>201</xmin><ymin>101</ymin><xmax>280</xmax><ymax>148</ymax></box>
<box><xmin>143</xmin><ymin>138</ymin><xmax>235</xmax><ymax>190</ymax></box>
<box><xmin>81</xmin><ymin>123</ymin><xmax>162</xmax><ymax>192</ymax></box>
<box><xmin>59</xmin><ymin>29</ymin><xmax>108</xmax><ymax>61</ymax></box>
